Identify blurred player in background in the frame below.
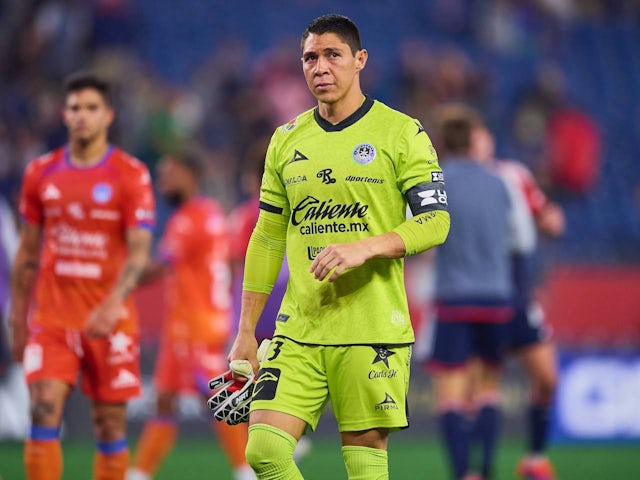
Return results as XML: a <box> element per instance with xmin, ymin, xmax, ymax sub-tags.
<box><xmin>225</xmin><ymin>14</ymin><xmax>449</xmax><ymax>479</ymax></box>
<box><xmin>427</xmin><ymin>106</ymin><xmax>520</xmax><ymax>480</ymax></box>
<box><xmin>469</xmin><ymin>122</ymin><xmax>565</xmax><ymax>480</ymax></box>
<box><xmin>127</xmin><ymin>152</ymin><xmax>255</xmax><ymax>480</ymax></box>
<box><xmin>9</xmin><ymin>72</ymin><xmax>155</xmax><ymax>480</ymax></box>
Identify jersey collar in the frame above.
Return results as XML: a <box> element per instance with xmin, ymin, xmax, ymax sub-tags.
<box><xmin>64</xmin><ymin>144</ymin><xmax>114</xmax><ymax>169</ymax></box>
<box><xmin>314</xmin><ymin>95</ymin><xmax>374</xmax><ymax>132</ymax></box>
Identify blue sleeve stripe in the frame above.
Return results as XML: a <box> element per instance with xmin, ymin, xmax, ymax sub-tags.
<box><xmin>30</xmin><ymin>425</ymin><xmax>60</xmax><ymax>441</ymax></box>
<box><xmin>134</xmin><ymin>221</ymin><xmax>155</xmax><ymax>230</ymax></box>
<box><xmin>96</xmin><ymin>437</ymin><xmax>128</xmax><ymax>455</ymax></box>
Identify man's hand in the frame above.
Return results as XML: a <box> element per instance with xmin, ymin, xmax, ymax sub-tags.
<box><xmin>309</xmin><ymin>241</ymin><xmax>370</xmax><ymax>282</ymax></box>
<box><xmin>227</xmin><ymin>333</ymin><xmax>260</xmax><ymax>379</ymax></box>
<box><xmin>208</xmin><ymin>339</ymin><xmax>272</xmax><ymax>424</ymax></box>
<box><xmin>86</xmin><ymin>294</ymin><xmax>126</xmax><ymax>338</ymax></box>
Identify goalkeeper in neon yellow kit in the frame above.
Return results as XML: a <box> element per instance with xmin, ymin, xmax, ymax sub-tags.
<box><xmin>210</xmin><ymin>14</ymin><xmax>450</xmax><ymax>480</ymax></box>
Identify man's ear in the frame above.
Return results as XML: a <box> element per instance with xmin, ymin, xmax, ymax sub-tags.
<box><xmin>355</xmin><ymin>49</ymin><xmax>368</xmax><ymax>71</ymax></box>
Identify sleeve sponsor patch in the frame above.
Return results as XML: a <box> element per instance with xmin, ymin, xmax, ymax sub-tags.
<box><xmin>406</xmin><ymin>182</ymin><xmax>449</xmax><ymax>216</ymax></box>
<box><xmin>431</xmin><ymin>171</ymin><xmax>445</xmax><ymax>183</ymax></box>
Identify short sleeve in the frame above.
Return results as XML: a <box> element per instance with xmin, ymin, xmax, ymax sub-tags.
<box><xmin>122</xmin><ymin>162</ymin><xmax>155</xmax><ymax>230</ymax></box>
<box><xmin>19</xmin><ymin>161</ymin><xmax>43</xmax><ymax>224</ymax></box>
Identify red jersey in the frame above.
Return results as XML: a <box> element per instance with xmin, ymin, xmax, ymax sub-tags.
<box><xmin>495</xmin><ymin>160</ymin><xmax>548</xmax><ymax>217</ymax></box>
<box><xmin>157</xmin><ymin>197</ymin><xmax>232</xmax><ymax>345</ymax></box>
<box><xmin>19</xmin><ymin>145</ymin><xmax>155</xmax><ymax>332</ymax></box>
<box><xmin>229</xmin><ymin>197</ymin><xmax>259</xmax><ymax>263</ymax></box>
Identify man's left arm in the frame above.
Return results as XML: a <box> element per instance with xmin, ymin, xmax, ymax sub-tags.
<box><xmin>310</xmin><ymin>210</ymin><xmax>449</xmax><ymax>282</ymax></box>
<box><xmin>86</xmin><ymin>227</ymin><xmax>152</xmax><ymax>338</ymax></box>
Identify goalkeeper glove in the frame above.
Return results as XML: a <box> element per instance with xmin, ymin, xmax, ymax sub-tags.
<box><xmin>207</xmin><ymin>339</ymin><xmax>271</xmax><ymax>425</ymax></box>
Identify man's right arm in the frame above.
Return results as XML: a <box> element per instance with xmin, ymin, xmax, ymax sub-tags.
<box><xmin>227</xmin><ymin>207</ymin><xmax>287</xmax><ymax>375</ymax></box>
<box><xmin>9</xmin><ymin>222</ymin><xmax>42</xmax><ymax>362</ymax></box>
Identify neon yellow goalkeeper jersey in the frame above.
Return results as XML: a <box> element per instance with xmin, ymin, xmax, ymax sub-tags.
<box><xmin>259</xmin><ymin>96</ymin><xmax>445</xmax><ymax>345</ymax></box>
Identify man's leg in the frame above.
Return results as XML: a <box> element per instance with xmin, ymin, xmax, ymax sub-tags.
<box><xmin>245</xmin><ymin>409</ymin><xmax>306</xmax><ymax>480</ymax></box>
<box><xmin>341</xmin><ymin>428</ymin><xmax>389</xmax><ymax>480</ymax></box>
<box><xmin>433</xmin><ymin>368</ymin><xmax>472</xmax><ymax>480</ymax></box>
<box><xmin>470</xmin><ymin>364</ymin><xmax>502</xmax><ymax>480</ymax></box>
<box><xmin>92</xmin><ymin>401</ymin><xmax>129</xmax><ymax>480</ymax></box>
<box><xmin>24</xmin><ymin>380</ymin><xmax>69</xmax><ymax>480</ymax></box>
<box><xmin>127</xmin><ymin>391</ymin><xmax>179</xmax><ymax>480</ymax></box>
<box><xmin>516</xmin><ymin>342</ymin><xmax>557</xmax><ymax>480</ymax></box>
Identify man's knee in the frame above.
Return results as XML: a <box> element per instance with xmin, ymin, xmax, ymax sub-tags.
<box><xmin>92</xmin><ymin>403</ymin><xmax>127</xmax><ymax>441</ymax></box>
<box><xmin>30</xmin><ymin>398</ymin><xmax>58</xmax><ymax>425</ymax></box>
<box><xmin>245</xmin><ymin>424</ymin><xmax>297</xmax><ymax>471</ymax></box>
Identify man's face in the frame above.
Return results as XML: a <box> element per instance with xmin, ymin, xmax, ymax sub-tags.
<box><xmin>470</xmin><ymin>126</ymin><xmax>495</xmax><ymax>164</ymax></box>
<box><xmin>63</xmin><ymin>88</ymin><xmax>113</xmax><ymax>144</ymax></box>
<box><xmin>157</xmin><ymin>157</ymin><xmax>191</xmax><ymax>206</ymax></box>
<box><xmin>301</xmin><ymin>32</ymin><xmax>367</xmax><ymax>104</ymax></box>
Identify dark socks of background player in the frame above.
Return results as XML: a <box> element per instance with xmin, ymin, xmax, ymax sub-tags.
<box><xmin>439</xmin><ymin>410</ymin><xmax>470</xmax><ymax>479</ymax></box>
<box><xmin>528</xmin><ymin>403</ymin><xmax>549</xmax><ymax>454</ymax></box>
<box><xmin>472</xmin><ymin>404</ymin><xmax>501</xmax><ymax>480</ymax></box>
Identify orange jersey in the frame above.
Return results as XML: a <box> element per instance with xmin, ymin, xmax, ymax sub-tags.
<box><xmin>157</xmin><ymin>197</ymin><xmax>231</xmax><ymax>345</ymax></box>
<box><xmin>19</xmin><ymin>145</ymin><xmax>155</xmax><ymax>332</ymax></box>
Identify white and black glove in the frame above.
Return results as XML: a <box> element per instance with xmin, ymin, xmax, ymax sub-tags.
<box><xmin>207</xmin><ymin>339</ymin><xmax>271</xmax><ymax>425</ymax></box>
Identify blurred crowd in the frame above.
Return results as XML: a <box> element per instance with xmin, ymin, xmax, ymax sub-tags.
<box><xmin>0</xmin><ymin>0</ymin><xmax>639</xmax><ymax>245</ymax></box>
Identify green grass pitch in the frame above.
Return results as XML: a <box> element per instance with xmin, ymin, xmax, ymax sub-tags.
<box><xmin>1</xmin><ymin>436</ymin><xmax>638</xmax><ymax>479</ymax></box>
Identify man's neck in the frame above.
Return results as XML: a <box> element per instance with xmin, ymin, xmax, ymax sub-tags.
<box><xmin>68</xmin><ymin>138</ymin><xmax>110</xmax><ymax>167</ymax></box>
<box><xmin>317</xmin><ymin>91</ymin><xmax>365</xmax><ymax>125</ymax></box>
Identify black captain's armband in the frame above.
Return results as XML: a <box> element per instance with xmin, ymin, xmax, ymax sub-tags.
<box><xmin>406</xmin><ymin>181</ymin><xmax>448</xmax><ymax>216</ymax></box>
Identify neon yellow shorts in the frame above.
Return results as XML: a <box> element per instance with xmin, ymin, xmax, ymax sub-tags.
<box><xmin>251</xmin><ymin>336</ymin><xmax>412</xmax><ymax>432</ymax></box>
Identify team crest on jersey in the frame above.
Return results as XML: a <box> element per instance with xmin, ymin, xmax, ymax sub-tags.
<box><xmin>352</xmin><ymin>143</ymin><xmax>376</xmax><ymax>165</ymax></box>
<box><xmin>92</xmin><ymin>183</ymin><xmax>113</xmax><ymax>204</ymax></box>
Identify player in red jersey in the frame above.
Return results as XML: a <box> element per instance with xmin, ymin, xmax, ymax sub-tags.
<box><xmin>9</xmin><ymin>72</ymin><xmax>155</xmax><ymax>480</ymax></box>
<box><xmin>127</xmin><ymin>153</ymin><xmax>255</xmax><ymax>480</ymax></box>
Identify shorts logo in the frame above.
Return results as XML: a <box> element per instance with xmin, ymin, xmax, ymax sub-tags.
<box><xmin>253</xmin><ymin>368</ymin><xmax>281</xmax><ymax>401</ymax></box>
<box><xmin>92</xmin><ymin>183</ymin><xmax>113</xmax><ymax>204</ymax></box>
<box><xmin>353</xmin><ymin>143</ymin><xmax>376</xmax><ymax>165</ymax></box>
<box><xmin>316</xmin><ymin>168</ymin><xmax>336</xmax><ymax>184</ymax></box>
<box><xmin>24</xmin><ymin>344</ymin><xmax>43</xmax><ymax>374</ymax></box>
<box><xmin>375</xmin><ymin>393</ymin><xmax>399</xmax><ymax>411</ymax></box>
<box><xmin>371</xmin><ymin>346</ymin><xmax>396</xmax><ymax>368</ymax></box>
<box><xmin>276</xmin><ymin>313</ymin><xmax>290</xmax><ymax>323</ymax></box>
<box><xmin>108</xmin><ymin>332</ymin><xmax>134</xmax><ymax>364</ymax></box>
<box><xmin>111</xmin><ymin>368</ymin><xmax>139</xmax><ymax>389</ymax></box>
<box><xmin>369</xmin><ymin>368</ymin><xmax>398</xmax><ymax>380</ymax></box>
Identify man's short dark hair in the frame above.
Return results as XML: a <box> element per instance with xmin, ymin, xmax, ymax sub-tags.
<box><xmin>435</xmin><ymin>104</ymin><xmax>484</xmax><ymax>157</ymax></box>
<box><xmin>301</xmin><ymin>14</ymin><xmax>362</xmax><ymax>55</ymax></box>
<box><xmin>64</xmin><ymin>71</ymin><xmax>113</xmax><ymax>106</ymax></box>
<box><xmin>170</xmin><ymin>151</ymin><xmax>204</xmax><ymax>179</ymax></box>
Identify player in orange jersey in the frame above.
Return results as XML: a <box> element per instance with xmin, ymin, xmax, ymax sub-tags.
<box><xmin>9</xmin><ymin>72</ymin><xmax>155</xmax><ymax>480</ymax></box>
<box><xmin>127</xmin><ymin>152</ymin><xmax>255</xmax><ymax>480</ymax></box>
